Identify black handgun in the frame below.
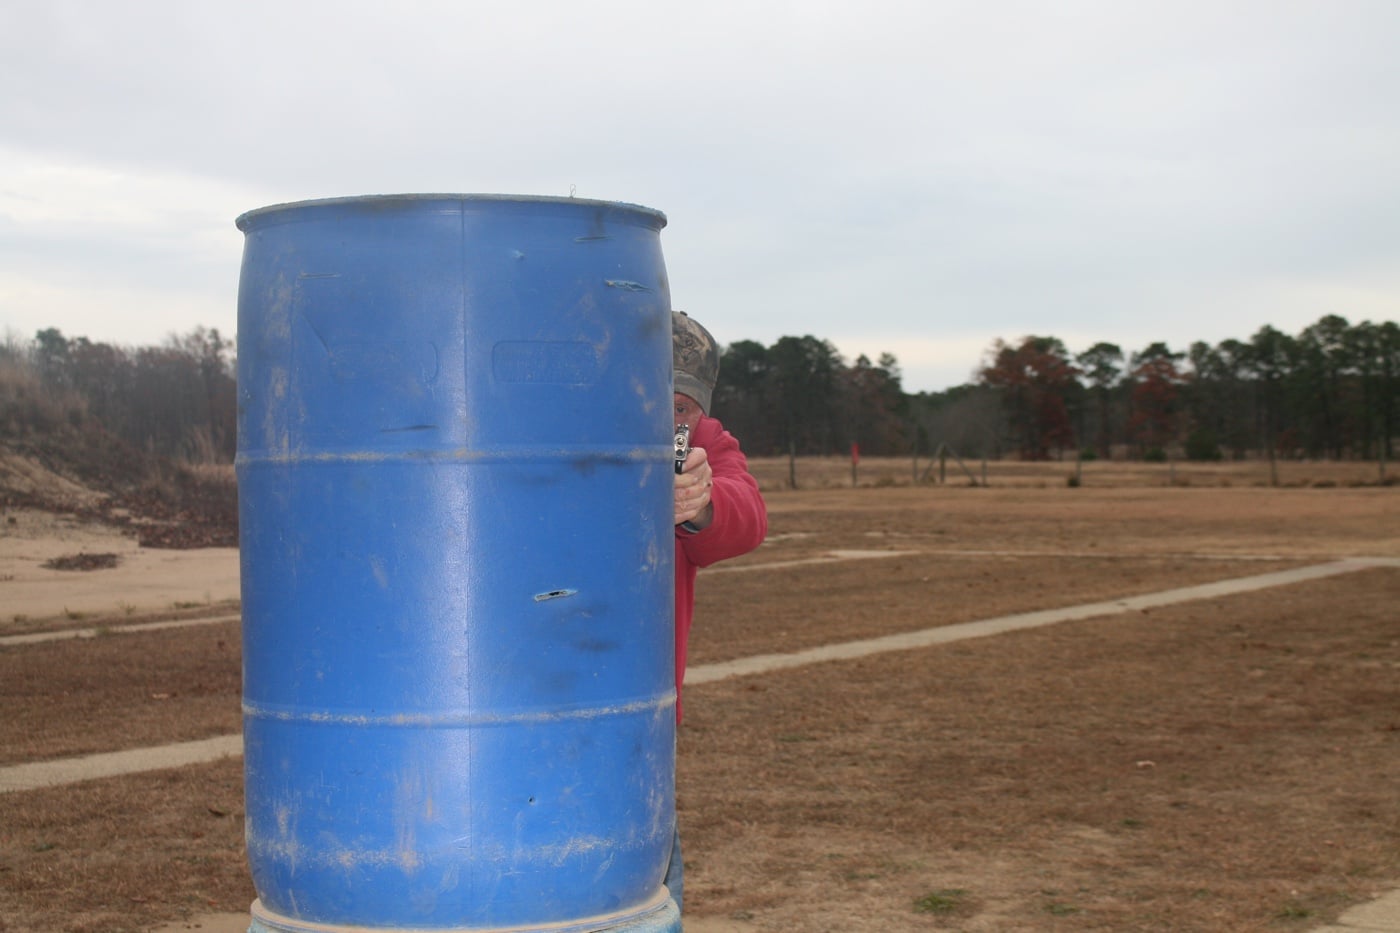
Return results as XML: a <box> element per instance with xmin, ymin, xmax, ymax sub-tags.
<box><xmin>674</xmin><ymin>423</ymin><xmax>691</xmax><ymax>474</ymax></box>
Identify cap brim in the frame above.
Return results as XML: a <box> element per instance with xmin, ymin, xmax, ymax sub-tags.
<box><xmin>674</xmin><ymin>373</ymin><xmax>712</xmax><ymax>415</ymax></box>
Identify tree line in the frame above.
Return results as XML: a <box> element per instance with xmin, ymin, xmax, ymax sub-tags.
<box><xmin>709</xmin><ymin>314</ymin><xmax>1399</xmax><ymax>465</ymax></box>
<box><xmin>966</xmin><ymin>315</ymin><xmax>1399</xmax><ymax>463</ymax></box>
<box><xmin>3</xmin><ymin>313</ymin><xmax>1395</xmax><ymax>468</ymax></box>
<box><xmin>1</xmin><ymin>327</ymin><xmax>236</xmax><ymax>464</ymax></box>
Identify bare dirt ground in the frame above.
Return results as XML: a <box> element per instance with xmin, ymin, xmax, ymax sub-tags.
<box><xmin>1</xmin><ymin>460</ymin><xmax>1397</xmax><ymax>932</ymax></box>
<box><xmin>0</xmin><ymin>450</ymin><xmax>239</xmax><ymax>627</ymax></box>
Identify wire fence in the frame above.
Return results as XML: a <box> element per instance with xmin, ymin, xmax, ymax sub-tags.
<box><xmin>745</xmin><ymin>454</ymin><xmax>1397</xmax><ymax>492</ymax></box>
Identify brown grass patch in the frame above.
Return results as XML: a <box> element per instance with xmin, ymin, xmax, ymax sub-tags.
<box><xmin>680</xmin><ymin>569</ymin><xmax>1400</xmax><ymax>931</ymax></box>
<box><xmin>0</xmin><ymin>622</ymin><xmax>241</xmax><ymax>765</ymax></box>
<box><xmin>0</xmin><ymin>760</ymin><xmax>252</xmax><ymax>933</ymax></box>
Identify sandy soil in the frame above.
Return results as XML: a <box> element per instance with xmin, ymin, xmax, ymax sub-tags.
<box><xmin>1</xmin><ymin>476</ymin><xmax>1398</xmax><ymax>932</ymax></box>
<box><xmin>1</xmin><ymin>509</ymin><xmax>238</xmax><ymax>625</ymax></box>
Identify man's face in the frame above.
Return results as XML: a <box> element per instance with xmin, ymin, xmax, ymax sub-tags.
<box><xmin>674</xmin><ymin>393</ymin><xmax>704</xmax><ymax>431</ymax></box>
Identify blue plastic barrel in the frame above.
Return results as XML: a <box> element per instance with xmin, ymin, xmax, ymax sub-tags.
<box><xmin>235</xmin><ymin>195</ymin><xmax>679</xmax><ymax>932</ymax></box>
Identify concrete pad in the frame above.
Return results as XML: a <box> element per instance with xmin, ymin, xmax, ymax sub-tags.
<box><xmin>151</xmin><ymin>913</ymin><xmax>248</xmax><ymax>933</ymax></box>
<box><xmin>1322</xmin><ymin>888</ymin><xmax>1400</xmax><ymax>930</ymax></box>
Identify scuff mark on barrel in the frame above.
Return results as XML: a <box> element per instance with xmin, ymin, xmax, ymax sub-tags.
<box><xmin>641</xmin><ymin>536</ymin><xmax>660</xmax><ymax>574</ymax></box>
<box><xmin>605</xmin><ymin>279</ymin><xmax>651</xmax><ymax>292</ymax></box>
<box><xmin>575</xmin><ymin>235</ymin><xmax>611</xmax><ymax>242</ymax></box>
<box><xmin>369</xmin><ymin>555</ymin><xmax>389</xmax><ymax>590</ymax></box>
<box><xmin>633</xmin><ymin>376</ymin><xmax>658</xmax><ymax>413</ymax></box>
<box><xmin>534</xmin><ymin>588</ymin><xmax>578</xmax><ymax>602</ymax></box>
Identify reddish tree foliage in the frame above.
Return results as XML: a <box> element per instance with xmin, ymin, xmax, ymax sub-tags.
<box><xmin>1127</xmin><ymin>348</ymin><xmax>1188</xmax><ymax>451</ymax></box>
<box><xmin>979</xmin><ymin>336</ymin><xmax>1078</xmax><ymax>459</ymax></box>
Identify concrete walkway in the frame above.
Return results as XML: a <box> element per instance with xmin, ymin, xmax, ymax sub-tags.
<box><xmin>0</xmin><ymin>612</ymin><xmax>242</xmax><ymax>648</ymax></box>
<box><xmin>0</xmin><ymin>735</ymin><xmax>244</xmax><ymax>793</ymax></box>
<box><xmin>689</xmin><ymin>557</ymin><xmax>1394</xmax><ymax>684</ymax></box>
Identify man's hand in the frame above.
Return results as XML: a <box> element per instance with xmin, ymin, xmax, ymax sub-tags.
<box><xmin>674</xmin><ymin>447</ymin><xmax>714</xmax><ymax>528</ymax></box>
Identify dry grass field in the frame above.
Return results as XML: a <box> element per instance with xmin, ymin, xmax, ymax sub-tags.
<box><xmin>1</xmin><ymin>462</ymin><xmax>1397</xmax><ymax>932</ymax></box>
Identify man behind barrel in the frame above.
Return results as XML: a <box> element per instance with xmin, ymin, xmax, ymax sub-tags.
<box><xmin>666</xmin><ymin>310</ymin><xmax>768</xmax><ymax>912</ymax></box>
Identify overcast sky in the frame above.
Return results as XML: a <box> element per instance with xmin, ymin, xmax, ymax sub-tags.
<box><xmin>2</xmin><ymin>0</ymin><xmax>1397</xmax><ymax>392</ymax></box>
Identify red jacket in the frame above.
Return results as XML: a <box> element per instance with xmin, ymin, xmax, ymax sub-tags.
<box><xmin>674</xmin><ymin>415</ymin><xmax>767</xmax><ymax>719</ymax></box>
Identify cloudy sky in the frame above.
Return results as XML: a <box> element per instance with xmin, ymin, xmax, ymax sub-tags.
<box><xmin>2</xmin><ymin>0</ymin><xmax>1397</xmax><ymax>392</ymax></box>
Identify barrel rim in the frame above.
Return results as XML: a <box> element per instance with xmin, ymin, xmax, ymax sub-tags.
<box><xmin>235</xmin><ymin>193</ymin><xmax>667</xmax><ymax>232</ymax></box>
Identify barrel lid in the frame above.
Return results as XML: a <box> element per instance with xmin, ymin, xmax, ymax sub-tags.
<box><xmin>235</xmin><ymin>193</ymin><xmax>667</xmax><ymax>232</ymax></box>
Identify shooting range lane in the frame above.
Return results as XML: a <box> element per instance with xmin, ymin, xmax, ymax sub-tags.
<box><xmin>3</xmin><ymin>555</ymin><xmax>1394</xmax><ymax>794</ymax></box>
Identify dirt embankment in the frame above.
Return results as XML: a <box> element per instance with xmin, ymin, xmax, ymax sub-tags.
<box><xmin>1</xmin><ymin>435</ymin><xmax>240</xmax><ymax>625</ymax></box>
<box><xmin>1</xmin><ymin>447</ymin><xmax>236</xmax><ymax>550</ymax></box>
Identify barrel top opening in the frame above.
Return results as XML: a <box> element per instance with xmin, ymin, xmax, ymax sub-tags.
<box><xmin>235</xmin><ymin>193</ymin><xmax>667</xmax><ymax>232</ymax></box>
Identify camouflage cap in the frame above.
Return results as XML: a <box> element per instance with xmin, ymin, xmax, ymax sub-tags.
<box><xmin>672</xmin><ymin>310</ymin><xmax>720</xmax><ymax>414</ymax></box>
